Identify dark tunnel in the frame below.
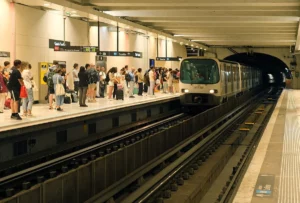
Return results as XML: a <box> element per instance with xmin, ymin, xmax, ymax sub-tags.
<box><xmin>224</xmin><ymin>52</ymin><xmax>292</xmax><ymax>86</ymax></box>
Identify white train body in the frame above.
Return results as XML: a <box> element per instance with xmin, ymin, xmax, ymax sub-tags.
<box><xmin>179</xmin><ymin>57</ymin><xmax>262</xmax><ymax>106</ymax></box>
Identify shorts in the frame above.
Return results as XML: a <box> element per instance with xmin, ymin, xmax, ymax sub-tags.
<box><xmin>10</xmin><ymin>89</ymin><xmax>20</xmax><ymax>101</ymax></box>
<box><xmin>88</xmin><ymin>83</ymin><xmax>97</xmax><ymax>90</ymax></box>
<box><xmin>49</xmin><ymin>87</ymin><xmax>55</xmax><ymax>94</ymax></box>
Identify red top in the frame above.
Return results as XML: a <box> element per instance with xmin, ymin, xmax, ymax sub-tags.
<box><xmin>0</xmin><ymin>73</ymin><xmax>8</xmax><ymax>93</ymax></box>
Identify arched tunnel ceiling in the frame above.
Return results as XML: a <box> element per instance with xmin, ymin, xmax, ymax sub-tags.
<box><xmin>86</xmin><ymin>0</ymin><xmax>300</xmax><ymax>47</ymax></box>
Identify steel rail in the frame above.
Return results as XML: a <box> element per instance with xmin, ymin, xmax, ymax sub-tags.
<box><xmin>0</xmin><ymin>113</ymin><xmax>186</xmax><ymax>191</ymax></box>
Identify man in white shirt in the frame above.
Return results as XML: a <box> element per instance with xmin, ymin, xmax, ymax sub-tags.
<box><xmin>99</xmin><ymin>67</ymin><xmax>106</xmax><ymax>98</ymax></box>
<box><xmin>148</xmin><ymin>66</ymin><xmax>155</xmax><ymax>96</ymax></box>
<box><xmin>73</xmin><ymin>63</ymin><xmax>79</xmax><ymax>94</ymax></box>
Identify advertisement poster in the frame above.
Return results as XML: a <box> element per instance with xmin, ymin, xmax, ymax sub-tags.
<box><xmin>40</xmin><ymin>62</ymin><xmax>48</xmax><ymax>85</ymax></box>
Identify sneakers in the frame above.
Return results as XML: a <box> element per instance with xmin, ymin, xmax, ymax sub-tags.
<box><xmin>11</xmin><ymin>113</ymin><xmax>22</xmax><ymax>120</ymax></box>
<box><xmin>80</xmin><ymin>104</ymin><xmax>88</xmax><ymax>107</ymax></box>
<box><xmin>129</xmin><ymin>96</ymin><xmax>135</xmax><ymax>98</ymax></box>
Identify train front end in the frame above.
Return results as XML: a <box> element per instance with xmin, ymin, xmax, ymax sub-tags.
<box><xmin>179</xmin><ymin>58</ymin><xmax>222</xmax><ymax>106</ymax></box>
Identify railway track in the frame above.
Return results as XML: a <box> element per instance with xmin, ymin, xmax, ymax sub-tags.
<box><xmin>0</xmin><ymin>113</ymin><xmax>189</xmax><ymax>199</ymax></box>
<box><xmin>0</xmin><ymin>88</ymin><xmax>265</xmax><ymax>203</ymax></box>
<box><xmin>117</xmin><ymin>87</ymin><xmax>281</xmax><ymax>203</ymax></box>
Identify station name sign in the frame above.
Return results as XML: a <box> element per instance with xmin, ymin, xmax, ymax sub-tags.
<box><xmin>0</xmin><ymin>51</ymin><xmax>10</xmax><ymax>57</ymax></box>
<box><xmin>156</xmin><ymin>57</ymin><xmax>182</xmax><ymax>61</ymax></box>
<box><xmin>97</xmin><ymin>51</ymin><xmax>143</xmax><ymax>58</ymax></box>
<box><xmin>49</xmin><ymin>39</ymin><xmax>71</xmax><ymax>49</ymax></box>
<box><xmin>54</xmin><ymin>46</ymin><xmax>99</xmax><ymax>52</ymax></box>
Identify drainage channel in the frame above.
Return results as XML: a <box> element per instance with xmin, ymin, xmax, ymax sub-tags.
<box><xmin>119</xmin><ymin>88</ymin><xmax>281</xmax><ymax>203</ymax></box>
<box><xmin>0</xmin><ymin>113</ymin><xmax>189</xmax><ymax>201</ymax></box>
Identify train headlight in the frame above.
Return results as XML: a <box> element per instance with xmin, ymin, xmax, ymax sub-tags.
<box><xmin>181</xmin><ymin>89</ymin><xmax>189</xmax><ymax>93</ymax></box>
<box><xmin>209</xmin><ymin>89</ymin><xmax>218</xmax><ymax>94</ymax></box>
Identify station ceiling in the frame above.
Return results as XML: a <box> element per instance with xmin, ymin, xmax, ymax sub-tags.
<box><xmin>14</xmin><ymin>0</ymin><xmax>300</xmax><ymax>49</ymax></box>
<box><xmin>88</xmin><ymin>0</ymin><xmax>300</xmax><ymax>48</ymax></box>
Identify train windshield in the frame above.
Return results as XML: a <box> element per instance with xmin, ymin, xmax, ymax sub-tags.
<box><xmin>180</xmin><ymin>59</ymin><xmax>219</xmax><ymax>84</ymax></box>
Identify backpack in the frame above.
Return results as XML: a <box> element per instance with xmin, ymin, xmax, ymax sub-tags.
<box><xmin>89</xmin><ymin>70</ymin><xmax>98</xmax><ymax>84</ymax></box>
<box><xmin>105</xmin><ymin>73</ymin><xmax>110</xmax><ymax>83</ymax></box>
<box><xmin>43</xmin><ymin>75</ymin><xmax>48</xmax><ymax>83</ymax></box>
<box><xmin>47</xmin><ymin>71</ymin><xmax>55</xmax><ymax>89</ymax></box>
<box><xmin>144</xmin><ymin>71</ymin><xmax>150</xmax><ymax>84</ymax></box>
<box><xmin>125</xmin><ymin>73</ymin><xmax>131</xmax><ymax>82</ymax></box>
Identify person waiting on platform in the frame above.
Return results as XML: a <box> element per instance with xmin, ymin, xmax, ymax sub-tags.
<box><xmin>167</xmin><ymin>68</ymin><xmax>173</xmax><ymax>93</ymax></box>
<box><xmin>86</xmin><ymin>64</ymin><xmax>98</xmax><ymax>103</ymax></box>
<box><xmin>8</xmin><ymin>60</ymin><xmax>23</xmax><ymax>120</ymax></box>
<box><xmin>148</xmin><ymin>66</ymin><xmax>155</xmax><ymax>96</ymax></box>
<box><xmin>21</xmin><ymin>63</ymin><xmax>34</xmax><ymax>116</ymax></box>
<box><xmin>78</xmin><ymin>66</ymin><xmax>88</xmax><ymax>107</ymax></box>
<box><xmin>46</xmin><ymin>62</ymin><xmax>58</xmax><ymax>109</ymax></box>
<box><xmin>107</xmin><ymin>67</ymin><xmax>117</xmax><ymax>100</ymax></box>
<box><xmin>73</xmin><ymin>63</ymin><xmax>79</xmax><ymax>94</ymax></box>
<box><xmin>128</xmin><ymin>68</ymin><xmax>135</xmax><ymax>98</ymax></box>
<box><xmin>53</xmin><ymin>68</ymin><xmax>65</xmax><ymax>111</ymax></box>
<box><xmin>99</xmin><ymin>67</ymin><xmax>106</xmax><ymax>98</ymax></box>
<box><xmin>136</xmin><ymin>68</ymin><xmax>144</xmax><ymax>96</ymax></box>
<box><xmin>0</xmin><ymin>65</ymin><xmax>8</xmax><ymax>113</ymax></box>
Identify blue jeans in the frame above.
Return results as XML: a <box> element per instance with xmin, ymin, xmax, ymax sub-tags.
<box><xmin>56</xmin><ymin>95</ymin><xmax>64</xmax><ymax>107</ymax></box>
<box><xmin>22</xmin><ymin>88</ymin><xmax>34</xmax><ymax>111</ymax></box>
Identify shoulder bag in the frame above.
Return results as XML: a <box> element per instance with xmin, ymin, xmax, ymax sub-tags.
<box><xmin>55</xmin><ymin>75</ymin><xmax>65</xmax><ymax>96</ymax></box>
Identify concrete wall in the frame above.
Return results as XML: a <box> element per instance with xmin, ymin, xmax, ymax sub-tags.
<box><xmin>89</xmin><ymin>26</ymin><xmax>186</xmax><ymax>71</ymax></box>
<box><xmin>0</xmin><ymin>0</ymin><xmax>14</xmax><ymax>65</ymax></box>
<box><xmin>291</xmin><ymin>55</ymin><xmax>300</xmax><ymax>89</ymax></box>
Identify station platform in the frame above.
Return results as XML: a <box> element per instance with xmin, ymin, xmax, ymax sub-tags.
<box><xmin>233</xmin><ymin>89</ymin><xmax>299</xmax><ymax>203</ymax></box>
<box><xmin>0</xmin><ymin>93</ymin><xmax>179</xmax><ymax>133</ymax></box>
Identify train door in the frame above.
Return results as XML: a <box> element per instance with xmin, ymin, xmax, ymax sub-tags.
<box><xmin>230</xmin><ymin>65</ymin><xmax>234</xmax><ymax>94</ymax></box>
<box><xmin>221</xmin><ymin>63</ymin><xmax>227</xmax><ymax>95</ymax></box>
<box><xmin>226</xmin><ymin>64</ymin><xmax>231</xmax><ymax>94</ymax></box>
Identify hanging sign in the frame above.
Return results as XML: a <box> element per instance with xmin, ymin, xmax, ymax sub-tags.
<box><xmin>0</xmin><ymin>51</ymin><xmax>10</xmax><ymax>57</ymax></box>
<box><xmin>54</xmin><ymin>46</ymin><xmax>99</xmax><ymax>52</ymax></box>
<box><xmin>49</xmin><ymin>39</ymin><xmax>70</xmax><ymax>48</ymax></box>
<box><xmin>97</xmin><ymin>51</ymin><xmax>143</xmax><ymax>58</ymax></box>
<box><xmin>156</xmin><ymin>57</ymin><xmax>182</xmax><ymax>61</ymax></box>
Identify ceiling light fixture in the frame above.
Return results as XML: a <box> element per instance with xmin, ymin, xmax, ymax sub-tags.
<box><xmin>44</xmin><ymin>3</ymin><xmax>50</xmax><ymax>7</ymax></box>
<box><xmin>71</xmin><ymin>10</ymin><xmax>77</xmax><ymax>13</ymax></box>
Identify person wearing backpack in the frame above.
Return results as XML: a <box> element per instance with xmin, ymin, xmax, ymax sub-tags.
<box><xmin>45</xmin><ymin>62</ymin><xmax>58</xmax><ymax>109</ymax></box>
<box><xmin>47</xmin><ymin>67</ymin><xmax>56</xmax><ymax>109</ymax></box>
<box><xmin>86</xmin><ymin>64</ymin><xmax>98</xmax><ymax>102</ymax></box>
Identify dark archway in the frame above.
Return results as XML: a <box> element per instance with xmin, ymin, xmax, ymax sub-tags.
<box><xmin>224</xmin><ymin>52</ymin><xmax>291</xmax><ymax>85</ymax></box>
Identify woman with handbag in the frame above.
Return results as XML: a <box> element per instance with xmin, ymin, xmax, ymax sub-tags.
<box><xmin>21</xmin><ymin>63</ymin><xmax>34</xmax><ymax>116</ymax></box>
<box><xmin>52</xmin><ymin>67</ymin><xmax>65</xmax><ymax>111</ymax></box>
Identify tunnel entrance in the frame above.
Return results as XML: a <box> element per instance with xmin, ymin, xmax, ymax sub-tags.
<box><xmin>224</xmin><ymin>52</ymin><xmax>291</xmax><ymax>86</ymax></box>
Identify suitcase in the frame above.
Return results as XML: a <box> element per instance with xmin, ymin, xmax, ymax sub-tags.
<box><xmin>71</xmin><ymin>93</ymin><xmax>78</xmax><ymax>103</ymax></box>
<box><xmin>5</xmin><ymin>98</ymin><xmax>11</xmax><ymax>109</ymax></box>
<box><xmin>64</xmin><ymin>93</ymin><xmax>71</xmax><ymax>104</ymax></box>
<box><xmin>116</xmin><ymin>89</ymin><xmax>124</xmax><ymax>100</ymax></box>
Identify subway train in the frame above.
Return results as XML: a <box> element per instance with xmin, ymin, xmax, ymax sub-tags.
<box><xmin>179</xmin><ymin>57</ymin><xmax>262</xmax><ymax>106</ymax></box>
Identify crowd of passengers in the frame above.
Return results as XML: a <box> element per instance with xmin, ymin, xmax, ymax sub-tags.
<box><xmin>0</xmin><ymin>60</ymin><xmax>180</xmax><ymax>120</ymax></box>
